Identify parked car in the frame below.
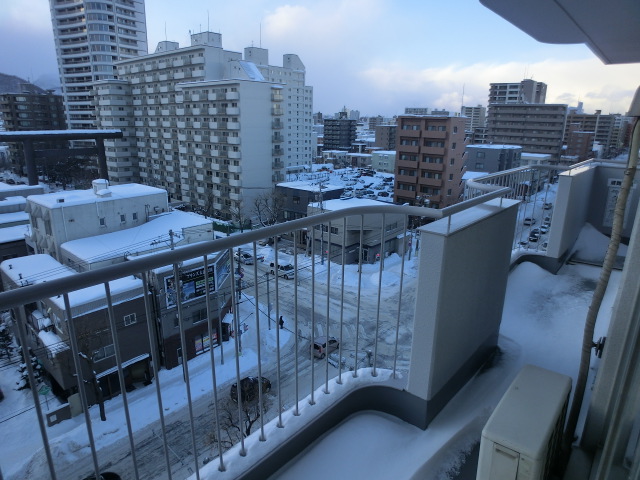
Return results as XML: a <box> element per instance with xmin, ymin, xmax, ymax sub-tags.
<box><xmin>312</xmin><ymin>336</ymin><xmax>339</xmax><ymax>359</ymax></box>
<box><xmin>529</xmin><ymin>233</ymin><xmax>540</xmax><ymax>242</ymax></box>
<box><xmin>230</xmin><ymin>376</ymin><xmax>271</xmax><ymax>402</ymax></box>
<box><xmin>543</xmin><ymin>202</ymin><xmax>553</xmax><ymax>210</ymax></box>
<box><xmin>523</xmin><ymin>217</ymin><xmax>537</xmax><ymax>225</ymax></box>
<box><xmin>540</xmin><ymin>225</ymin><xmax>550</xmax><ymax>234</ymax></box>
<box><xmin>236</xmin><ymin>251</ymin><xmax>255</xmax><ymax>265</ymax></box>
<box><xmin>269</xmin><ymin>262</ymin><xmax>296</xmax><ymax>279</ymax></box>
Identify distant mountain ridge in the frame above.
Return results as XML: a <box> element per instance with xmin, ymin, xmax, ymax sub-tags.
<box><xmin>0</xmin><ymin>73</ymin><xmax>53</xmax><ymax>94</ymax></box>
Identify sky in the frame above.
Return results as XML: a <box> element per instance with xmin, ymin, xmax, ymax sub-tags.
<box><xmin>1</xmin><ymin>0</ymin><xmax>639</xmax><ymax>117</ymax></box>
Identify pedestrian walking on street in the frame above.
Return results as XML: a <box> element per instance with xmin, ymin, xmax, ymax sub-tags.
<box><xmin>279</xmin><ymin>316</ymin><xmax>284</xmax><ymax>329</ymax></box>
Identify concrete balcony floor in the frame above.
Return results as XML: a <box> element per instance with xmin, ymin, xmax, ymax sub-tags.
<box><xmin>266</xmin><ymin>252</ymin><xmax>621</xmax><ymax>480</ymax></box>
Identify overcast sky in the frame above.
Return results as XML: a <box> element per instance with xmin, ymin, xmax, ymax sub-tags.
<box><xmin>1</xmin><ymin>0</ymin><xmax>639</xmax><ymax>117</ymax></box>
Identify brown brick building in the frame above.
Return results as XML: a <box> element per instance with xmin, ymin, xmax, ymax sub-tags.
<box><xmin>394</xmin><ymin>115</ymin><xmax>467</xmax><ymax>208</ymax></box>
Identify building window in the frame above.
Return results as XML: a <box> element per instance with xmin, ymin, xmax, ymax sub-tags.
<box><xmin>133</xmin><ymin>212</ymin><xmax>138</xmax><ymax>221</ymax></box>
<box><xmin>120</xmin><ymin>214</ymin><xmax>126</xmax><ymax>224</ymax></box>
<box><xmin>93</xmin><ymin>344</ymin><xmax>115</xmax><ymax>362</ymax></box>
<box><xmin>292</xmin><ymin>196</ymin><xmax>300</xmax><ymax>205</ymax></box>
<box><xmin>452</xmin><ymin>142</ymin><xmax>457</xmax><ymax>149</ymax></box>
<box><xmin>192</xmin><ymin>308</ymin><xmax>208</xmax><ymax>324</ymax></box>
<box><xmin>123</xmin><ymin>313</ymin><xmax>136</xmax><ymax>326</ymax></box>
<box><xmin>475</xmin><ymin>162</ymin><xmax>485</xmax><ymax>169</ymax></box>
<box><xmin>447</xmin><ymin>189</ymin><xmax>452</xmax><ymax>196</ymax></box>
<box><xmin>449</xmin><ymin>174</ymin><xmax>454</xmax><ymax>181</ymax></box>
<box><xmin>453</xmin><ymin>126</ymin><xmax>458</xmax><ymax>133</ymax></box>
<box><xmin>476</xmin><ymin>151</ymin><xmax>485</xmax><ymax>158</ymax></box>
<box><xmin>99</xmin><ymin>217</ymin><xmax>106</xmax><ymax>227</ymax></box>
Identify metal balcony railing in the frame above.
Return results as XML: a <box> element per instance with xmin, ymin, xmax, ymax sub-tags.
<box><xmin>0</xmin><ymin>179</ymin><xmax>514</xmax><ymax>480</ymax></box>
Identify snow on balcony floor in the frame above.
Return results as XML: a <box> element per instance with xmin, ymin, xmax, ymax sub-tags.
<box><xmin>270</xmin><ymin>259</ymin><xmax>621</xmax><ymax>480</ymax></box>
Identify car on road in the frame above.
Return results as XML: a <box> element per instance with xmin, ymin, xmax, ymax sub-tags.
<box><xmin>523</xmin><ymin>217</ymin><xmax>537</xmax><ymax>225</ymax></box>
<box><xmin>236</xmin><ymin>251</ymin><xmax>256</xmax><ymax>265</ymax></box>
<box><xmin>312</xmin><ymin>336</ymin><xmax>339</xmax><ymax>359</ymax></box>
<box><xmin>230</xmin><ymin>376</ymin><xmax>271</xmax><ymax>402</ymax></box>
<box><xmin>269</xmin><ymin>262</ymin><xmax>296</xmax><ymax>279</ymax></box>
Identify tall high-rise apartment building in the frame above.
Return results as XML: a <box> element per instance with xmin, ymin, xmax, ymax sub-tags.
<box><xmin>488</xmin><ymin>79</ymin><xmax>547</xmax><ymax>105</ymax></box>
<box><xmin>374</xmin><ymin>124</ymin><xmax>397</xmax><ymax>150</ymax></box>
<box><xmin>94</xmin><ymin>32</ymin><xmax>313</xmax><ymax>222</ymax></box>
<box><xmin>323</xmin><ymin>111</ymin><xmax>356</xmax><ymax>151</ymax></box>
<box><xmin>49</xmin><ymin>0</ymin><xmax>148</xmax><ymax>131</ymax></box>
<box><xmin>0</xmin><ymin>74</ymin><xmax>67</xmax><ymax>167</ymax></box>
<box><xmin>394</xmin><ymin>115</ymin><xmax>467</xmax><ymax>209</ymax></box>
<box><xmin>564</xmin><ymin>110</ymin><xmax>632</xmax><ymax>157</ymax></box>
<box><xmin>486</xmin><ymin>103</ymin><xmax>567</xmax><ymax>158</ymax></box>
<box><xmin>460</xmin><ymin>105</ymin><xmax>486</xmax><ymax>132</ymax></box>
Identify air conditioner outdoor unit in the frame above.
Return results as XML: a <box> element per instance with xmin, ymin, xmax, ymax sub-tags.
<box><xmin>476</xmin><ymin>364</ymin><xmax>571</xmax><ymax>480</ymax></box>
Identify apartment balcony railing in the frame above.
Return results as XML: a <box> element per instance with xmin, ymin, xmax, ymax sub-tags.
<box><xmin>10</xmin><ymin>164</ymin><xmax>606</xmax><ymax>479</ymax></box>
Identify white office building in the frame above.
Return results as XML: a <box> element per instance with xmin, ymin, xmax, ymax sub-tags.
<box><xmin>94</xmin><ymin>32</ymin><xmax>314</xmax><ymax>223</ymax></box>
<box><xmin>49</xmin><ymin>0</ymin><xmax>148</xmax><ymax>131</ymax></box>
<box><xmin>25</xmin><ymin>179</ymin><xmax>168</xmax><ymax>261</ymax></box>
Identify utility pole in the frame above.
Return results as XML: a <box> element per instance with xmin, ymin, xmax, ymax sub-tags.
<box><xmin>319</xmin><ymin>182</ymin><xmax>325</xmax><ymax>265</ymax></box>
<box><xmin>266</xmin><ymin>272</ymin><xmax>272</xmax><ymax>330</ymax></box>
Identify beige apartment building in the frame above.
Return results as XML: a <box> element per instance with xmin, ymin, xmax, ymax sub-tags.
<box><xmin>94</xmin><ymin>31</ymin><xmax>313</xmax><ymax>223</ymax></box>
<box><xmin>394</xmin><ymin>115</ymin><xmax>467</xmax><ymax>208</ymax></box>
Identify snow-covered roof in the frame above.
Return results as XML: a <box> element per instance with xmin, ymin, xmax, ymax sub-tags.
<box><xmin>0</xmin><ymin>212</ymin><xmax>29</xmax><ymax>225</ymax></box>
<box><xmin>27</xmin><ymin>183</ymin><xmax>167</xmax><ymax>209</ymax></box>
<box><xmin>467</xmin><ymin>144</ymin><xmax>522</xmax><ymax>150</ymax></box>
<box><xmin>0</xmin><ymin>183</ymin><xmax>43</xmax><ymax>195</ymax></box>
<box><xmin>0</xmin><ymin>224</ymin><xmax>29</xmax><ymax>243</ymax></box>
<box><xmin>0</xmin><ymin>196</ymin><xmax>27</xmax><ymax>207</ymax></box>
<box><xmin>60</xmin><ymin>210</ymin><xmax>213</xmax><ymax>262</ymax></box>
<box><xmin>0</xmin><ymin>252</ymin><xmax>143</xmax><ymax>309</ymax></box>
<box><xmin>277</xmin><ymin>181</ymin><xmax>344</xmax><ymax>192</ymax></box>
<box><xmin>238</xmin><ymin>61</ymin><xmax>265</xmax><ymax>81</ymax></box>
<box><xmin>463</xmin><ymin>171</ymin><xmax>491</xmax><ymax>180</ymax></box>
<box><xmin>48</xmin><ymin>275</ymin><xmax>143</xmax><ymax>310</ymax></box>
<box><xmin>38</xmin><ymin>330</ymin><xmax>70</xmax><ymax>356</ymax></box>
<box><xmin>374</xmin><ymin>150</ymin><xmax>396</xmax><ymax>155</ymax></box>
<box><xmin>0</xmin><ymin>254</ymin><xmax>75</xmax><ymax>287</ymax></box>
<box><xmin>521</xmin><ymin>153</ymin><xmax>553</xmax><ymax>158</ymax></box>
<box><xmin>310</xmin><ymin>197</ymin><xmax>387</xmax><ymax>211</ymax></box>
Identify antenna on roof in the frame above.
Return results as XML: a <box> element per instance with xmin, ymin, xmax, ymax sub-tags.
<box><xmin>260</xmin><ymin>22</ymin><xmax>262</xmax><ymax>48</ymax></box>
<box><xmin>461</xmin><ymin>83</ymin><xmax>465</xmax><ymax>110</ymax></box>
<box><xmin>207</xmin><ymin>10</ymin><xmax>210</xmax><ymax>32</ymax></box>
<box><xmin>164</xmin><ymin>22</ymin><xmax>167</xmax><ymax>42</ymax></box>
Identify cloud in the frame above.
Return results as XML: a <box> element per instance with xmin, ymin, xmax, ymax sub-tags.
<box><xmin>353</xmin><ymin>58</ymin><xmax>640</xmax><ymax>116</ymax></box>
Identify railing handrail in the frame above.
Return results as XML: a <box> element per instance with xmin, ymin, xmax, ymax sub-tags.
<box><xmin>0</xmin><ymin>169</ymin><xmax>529</xmax><ymax>311</ymax></box>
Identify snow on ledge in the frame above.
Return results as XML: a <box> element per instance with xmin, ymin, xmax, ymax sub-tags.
<box><xmin>196</xmin><ymin>368</ymin><xmax>399</xmax><ymax>479</ymax></box>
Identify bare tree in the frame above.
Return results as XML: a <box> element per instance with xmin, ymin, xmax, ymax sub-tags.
<box><xmin>253</xmin><ymin>191</ymin><xmax>285</xmax><ymax>227</ymax></box>
<box><xmin>229</xmin><ymin>204</ymin><xmax>252</xmax><ymax>233</ymax></box>
<box><xmin>207</xmin><ymin>395</ymin><xmax>272</xmax><ymax>455</ymax></box>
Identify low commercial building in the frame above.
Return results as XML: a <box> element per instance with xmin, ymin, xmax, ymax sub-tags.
<box><xmin>59</xmin><ymin>210</ymin><xmax>233</xmax><ymax>369</ymax></box>
<box><xmin>465</xmin><ymin>144</ymin><xmax>522</xmax><ymax>173</ymax></box>
<box><xmin>307</xmin><ymin>197</ymin><xmax>405</xmax><ymax>264</ymax></box>
<box><xmin>0</xmin><ymin>255</ymin><xmax>151</xmax><ymax>403</ymax></box>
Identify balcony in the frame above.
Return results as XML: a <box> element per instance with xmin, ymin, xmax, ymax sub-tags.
<box><xmin>2</xmin><ymin>158</ymin><xmax>639</xmax><ymax>480</ymax></box>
